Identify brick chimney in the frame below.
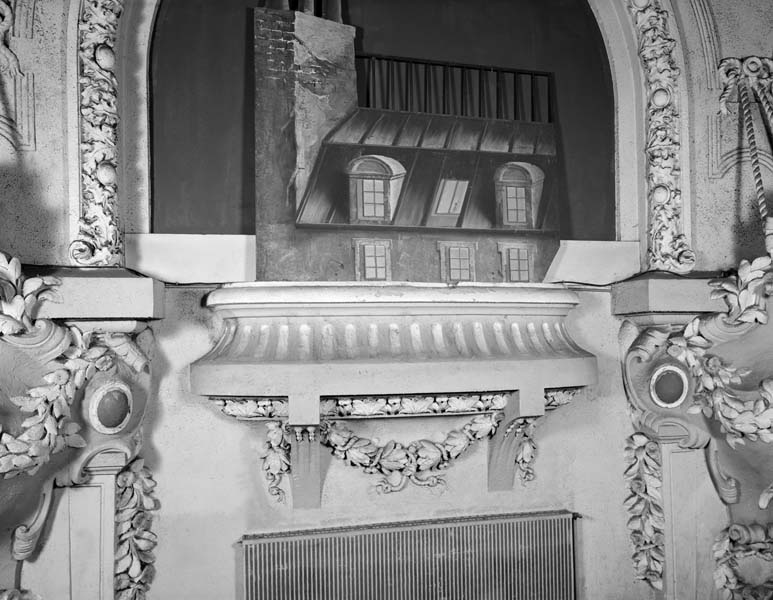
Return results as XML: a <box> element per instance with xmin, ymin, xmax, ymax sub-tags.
<box><xmin>253</xmin><ymin>8</ymin><xmax>356</xmax><ymax>278</ymax></box>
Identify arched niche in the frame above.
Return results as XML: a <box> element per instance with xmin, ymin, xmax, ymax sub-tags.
<box><xmin>66</xmin><ymin>0</ymin><xmax>693</xmax><ymax>277</ymax></box>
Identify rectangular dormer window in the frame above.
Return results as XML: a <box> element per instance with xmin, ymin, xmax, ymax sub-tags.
<box><xmin>353</xmin><ymin>238</ymin><xmax>392</xmax><ymax>281</ymax></box>
<box><xmin>433</xmin><ymin>179</ymin><xmax>469</xmax><ymax>216</ymax></box>
<box><xmin>438</xmin><ymin>241</ymin><xmax>477</xmax><ymax>283</ymax></box>
<box><xmin>504</xmin><ymin>185</ymin><xmax>528</xmax><ymax>224</ymax></box>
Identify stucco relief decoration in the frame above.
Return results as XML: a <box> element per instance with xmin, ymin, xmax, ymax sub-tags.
<box><xmin>668</xmin><ymin>257</ymin><xmax>773</xmax><ymax>449</ymax></box>
<box><xmin>261</xmin><ymin>421</ymin><xmax>291</xmax><ymax>501</ymax></box>
<box><xmin>503</xmin><ymin>417</ymin><xmax>538</xmax><ymax>482</ymax></box>
<box><xmin>624</xmin><ymin>431</ymin><xmax>665</xmax><ymax>590</ymax></box>
<box><xmin>115</xmin><ymin>457</ymin><xmax>159</xmax><ymax>600</ymax></box>
<box><xmin>713</xmin><ymin>524</ymin><xmax>773</xmax><ymax>599</ymax></box>
<box><xmin>70</xmin><ymin>0</ymin><xmax>125</xmax><ymax>266</ymax></box>
<box><xmin>321</xmin><ymin>413</ymin><xmax>502</xmax><ymax>493</ymax></box>
<box><xmin>0</xmin><ymin>251</ymin><xmax>146</xmax><ymax>478</ymax></box>
<box><xmin>628</xmin><ymin>0</ymin><xmax>695</xmax><ymax>274</ymax></box>
<box><xmin>320</xmin><ymin>393</ymin><xmax>509</xmax><ymax>418</ymax></box>
<box><xmin>0</xmin><ymin>0</ymin><xmax>35</xmax><ymax>151</ymax></box>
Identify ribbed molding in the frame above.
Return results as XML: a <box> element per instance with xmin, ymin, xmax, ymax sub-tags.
<box><xmin>191</xmin><ymin>283</ymin><xmax>596</xmax><ymax>405</ymax></box>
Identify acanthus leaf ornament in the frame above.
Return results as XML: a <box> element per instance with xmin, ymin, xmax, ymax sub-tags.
<box><xmin>628</xmin><ymin>0</ymin><xmax>695</xmax><ymax>273</ymax></box>
<box><xmin>70</xmin><ymin>0</ymin><xmax>125</xmax><ymax>266</ymax></box>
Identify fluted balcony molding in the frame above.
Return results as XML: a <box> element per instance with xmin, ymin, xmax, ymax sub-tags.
<box><xmin>191</xmin><ymin>282</ymin><xmax>597</xmax><ymax>507</ymax></box>
<box><xmin>191</xmin><ymin>283</ymin><xmax>595</xmax><ymax>416</ymax></box>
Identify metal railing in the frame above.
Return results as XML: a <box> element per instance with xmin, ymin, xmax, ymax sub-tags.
<box><xmin>356</xmin><ymin>53</ymin><xmax>554</xmax><ymax>122</ymax></box>
<box><xmin>263</xmin><ymin>0</ymin><xmax>341</xmax><ymax>22</ymax></box>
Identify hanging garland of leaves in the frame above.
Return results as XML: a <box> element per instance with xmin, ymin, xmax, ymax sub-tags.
<box><xmin>624</xmin><ymin>432</ymin><xmax>665</xmax><ymax>590</ymax></box>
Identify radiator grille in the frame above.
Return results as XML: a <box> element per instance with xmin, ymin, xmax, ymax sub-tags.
<box><xmin>242</xmin><ymin>511</ymin><xmax>575</xmax><ymax>600</ymax></box>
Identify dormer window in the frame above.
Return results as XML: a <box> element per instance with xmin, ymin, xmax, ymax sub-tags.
<box><xmin>495</xmin><ymin>163</ymin><xmax>545</xmax><ymax>229</ymax></box>
<box><xmin>347</xmin><ymin>155</ymin><xmax>406</xmax><ymax>225</ymax></box>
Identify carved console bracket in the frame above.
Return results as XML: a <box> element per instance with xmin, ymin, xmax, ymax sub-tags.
<box><xmin>628</xmin><ymin>0</ymin><xmax>695</xmax><ymax>273</ymax></box>
<box><xmin>194</xmin><ymin>283</ymin><xmax>596</xmax><ymax>508</ymax></box>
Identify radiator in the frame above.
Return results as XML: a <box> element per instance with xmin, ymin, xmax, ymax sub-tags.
<box><xmin>241</xmin><ymin>511</ymin><xmax>575</xmax><ymax>600</ymax></box>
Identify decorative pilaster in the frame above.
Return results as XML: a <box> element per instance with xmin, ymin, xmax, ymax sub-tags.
<box><xmin>70</xmin><ymin>0</ymin><xmax>125</xmax><ymax>266</ymax></box>
<box><xmin>628</xmin><ymin>0</ymin><xmax>695</xmax><ymax>273</ymax></box>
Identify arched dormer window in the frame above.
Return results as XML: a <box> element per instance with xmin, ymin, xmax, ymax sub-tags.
<box><xmin>495</xmin><ymin>163</ymin><xmax>545</xmax><ymax>230</ymax></box>
<box><xmin>347</xmin><ymin>155</ymin><xmax>406</xmax><ymax>225</ymax></box>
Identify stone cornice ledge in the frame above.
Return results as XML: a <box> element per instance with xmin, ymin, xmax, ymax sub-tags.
<box><xmin>612</xmin><ymin>273</ymin><xmax>725</xmax><ymax>326</ymax></box>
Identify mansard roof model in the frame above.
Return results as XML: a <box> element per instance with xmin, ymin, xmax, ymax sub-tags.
<box><xmin>297</xmin><ymin>108</ymin><xmax>559</xmax><ymax>232</ymax></box>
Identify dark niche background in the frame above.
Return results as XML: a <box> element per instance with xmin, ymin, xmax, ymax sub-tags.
<box><xmin>151</xmin><ymin>0</ymin><xmax>614</xmax><ymax>240</ymax></box>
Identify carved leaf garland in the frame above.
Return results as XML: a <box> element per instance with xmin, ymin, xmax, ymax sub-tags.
<box><xmin>666</xmin><ymin>256</ymin><xmax>773</xmax><ymax>448</ymax></box>
<box><xmin>261</xmin><ymin>421</ymin><xmax>291</xmax><ymax>501</ymax></box>
<box><xmin>0</xmin><ymin>251</ymin><xmax>147</xmax><ymax>478</ymax></box>
<box><xmin>321</xmin><ymin>413</ymin><xmax>502</xmax><ymax>493</ymax></box>
<box><xmin>713</xmin><ymin>524</ymin><xmax>773</xmax><ymax>599</ymax></box>
<box><xmin>115</xmin><ymin>457</ymin><xmax>159</xmax><ymax>600</ymax></box>
<box><xmin>624</xmin><ymin>432</ymin><xmax>665</xmax><ymax>591</ymax></box>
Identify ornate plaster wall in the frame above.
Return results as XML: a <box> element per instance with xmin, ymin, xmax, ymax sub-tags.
<box><xmin>141</xmin><ymin>286</ymin><xmax>663</xmax><ymax>599</ymax></box>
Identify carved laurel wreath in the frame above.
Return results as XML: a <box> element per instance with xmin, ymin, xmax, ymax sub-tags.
<box><xmin>666</xmin><ymin>256</ymin><xmax>773</xmax><ymax>449</ymax></box>
<box><xmin>624</xmin><ymin>431</ymin><xmax>665</xmax><ymax>590</ymax></box>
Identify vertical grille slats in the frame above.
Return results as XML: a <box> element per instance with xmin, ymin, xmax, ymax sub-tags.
<box><xmin>242</xmin><ymin>511</ymin><xmax>575</xmax><ymax>600</ymax></box>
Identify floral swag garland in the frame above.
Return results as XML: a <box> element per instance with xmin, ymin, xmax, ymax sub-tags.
<box><xmin>713</xmin><ymin>523</ymin><xmax>773</xmax><ymax>599</ymax></box>
<box><xmin>321</xmin><ymin>413</ymin><xmax>503</xmax><ymax>493</ymax></box>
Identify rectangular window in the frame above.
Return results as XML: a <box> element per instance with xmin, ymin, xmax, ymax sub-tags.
<box><xmin>507</xmin><ymin>247</ymin><xmax>530</xmax><ymax>282</ymax></box>
<box><xmin>505</xmin><ymin>186</ymin><xmax>528</xmax><ymax>224</ymax></box>
<box><xmin>361</xmin><ymin>179</ymin><xmax>386</xmax><ymax>218</ymax></box>
<box><xmin>448</xmin><ymin>246</ymin><xmax>472</xmax><ymax>281</ymax></box>
<box><xmin>363</xmin><ymin>243</ymin><xmax>388</xmax><ymax>280</ymax></box>
<box><xmin>433</xmin><ymin>179</ymin><xmax>469</xmax><ymax>215</ymax></box>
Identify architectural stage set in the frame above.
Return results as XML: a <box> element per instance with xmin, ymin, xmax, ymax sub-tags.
<box><xmin>1</xmin><ymin>0</ymin><xmax>773</xmax><ymax>598</ymax></box>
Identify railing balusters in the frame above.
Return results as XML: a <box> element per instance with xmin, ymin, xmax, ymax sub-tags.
<box><xmin>354</xmin><ymin>53</ymin><xmax>553</xmax><ymax>123</ymax></box>
<box><xmin>442</xmin><ymin>65</ymin><xmax>449</xmax><ymax>114</ymax></box>
<box><xmin>460</xmin><ymin>69</ymin><xmax>467</xmax><ymax>116</ymax></box>
<box><xmin>406</xmin><ymin>61</ymin><xmax>413</xmax><ymax>111</ymax></box>
<box><xmin>478</xmin><ymin>69</ymin><xmax>484</xmax><ymax>118</ymax></box>
<box><xmin>495</xmin><ymin>70</ymin><xmax>502</xmax><ymax>119</ymax></box>
<box><xmin>424</xmin><ymin>63</ymin><xmax>430</xmax><ymax>113</ymax></box>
